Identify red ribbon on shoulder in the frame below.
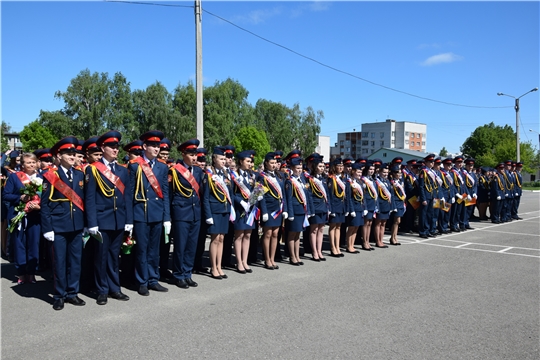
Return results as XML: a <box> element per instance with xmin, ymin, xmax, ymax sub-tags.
<box><xmin>91</xmin><ymin>162</ymin><xmax>126</xmax><ymax>195</ymax></box>
<box><xmin>42</xmin><ymin>170</ymin><xmax>84</xmax><ymax>211</ymax></box>
<box><xmin>134</xmin><ymin>157</ymin><xmax>163</xmax><ymax>199</ymax></box>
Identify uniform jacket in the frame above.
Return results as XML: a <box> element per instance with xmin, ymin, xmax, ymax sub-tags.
<box><xmin>202</xmin><ymin>168</ymin><xmax>232</xmax><ymax>217</ymax></box>
<box><xmin>169</xmin><ymin>160</ymin><xmax>203</xmax><ymax>222</ymax></box>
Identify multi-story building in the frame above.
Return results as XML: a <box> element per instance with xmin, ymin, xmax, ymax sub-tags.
<box><xmin>332</xmin><ymin>119</ymin><xmax>427</xmax><ymax>158</ymax></box>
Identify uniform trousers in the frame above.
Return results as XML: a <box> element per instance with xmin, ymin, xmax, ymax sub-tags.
<box><xmin>450</xmin><ymin>202</ymin><xmax>464</xmax><ymax>230</ymax></box>
<box><xmin>134</xmin><ymin>221</ymin><xmax>162</xmax><ymax>286</ymax></box>
<box><xmin>13</xmin><ymin>216</ymin><xmax>40</xmax><ymax>276</ymax></box>
<box><xmin>172</xmin><ymin>219</ymin><xmax>200</xmax><ymax>281</ymax></box>
<box><xmin>418</xmin><ymin>199</ymin><xmax>434</xmax><ymax>236</ymax></box>
<box><xmin>438</xmin><ymin>207</ymin><xmax>450</xmax><ymax>232</ymax></box>
<box><xmin>492</xmin><ymin>200</ymin><xmax>504</xmax><ymax>222</ymax></box>
<box><xmin>94</xmin><ymin>229</ymin><xmax>123</xmax><ymax>295</ymax></box>
<box><xmin>51</xmin><ymin>231</ymin><xmax>83</xmax><ymax>300</ymax></box>
<box><xmin>431</xmin><ymin>207</ymin><xmax>440</xmax><ymax>234</ymax></box>
<box><xmin>511</xmin><ymin>196</ymin><xmax>521</xmax><ymax>219</ymax></box>
<box><xmin>194</xmin><ymin>222</ymin><xmax>208</xmax><ymax>270</ymax></box>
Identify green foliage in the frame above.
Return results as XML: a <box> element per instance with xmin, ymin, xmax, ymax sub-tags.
<box><xmin>20</xmin><ymin>120</ymin><xmax>58</xmax><ymax>151</ymax></box>
<box><xmin>254</xmin><ymin>99</ymin><xmax>296</xmax><ymax>153</ymax></box>
<box><xmin>439</xmin><ymin>146</ymin><xmax>448</xmax><ymax>157</ymax></box>
<box><xmin>1</xmin><ymin>121</ymin><xmax>11</xmax><ymax>152</ymax></box>
<box><xmin>230</xmin><ymin>126</ymin><xmax>271</xmax><ymax>167</ymax></box>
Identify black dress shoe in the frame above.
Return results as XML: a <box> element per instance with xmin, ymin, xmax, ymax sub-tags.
<box><xmin>492</xmin><ymin>220</ymin><xmax>500</xmax><ymax>224</ymax></box>
<box><xmin>148</xmin><ymin>283</ymin><xmax>168</xmax><ymax>292</ymax></box>
<box><xmin>221</xmin><ymin>274</ymin><xmax>228</xmax><ymax>279</ymax></box>
<box><xmin>210</xmin><ymin>273</ymin><xmax>223</xmax><ymax>280</ymax></box>
<box><xmin>375</xmin><ymin>245</ymin><xmax>389</xmax><ymax>249</ymax></box>
<box><xmin>160</xmin><ymin>270</ymin><xmax>173</xmax><ymax>280</ymax></box>
<box><xmin>96</xmin><ymin>294</ymin><xmax>108</xmax><ymax>305</ymax></box>
<box><xmin>338</xmin><ymin>253</ymin><xmax>345</xmax><ymax>257</ymax></box>
<box><xmin>245</xmin><ymin>268</ymin><xmax>253</xmax><ymax>273</ymax></box>
<box><xmin>236</xmin><ymin>268</ymin><xmax>247</xmax><ymax>274</ymax></box>
<box><xmin>109</xmin><ymin>292</ymin><xmax>129</xmax><ymax>301</ymax></box>
<box><xmin>185</xmin><ymin>278</ymin><xmax>198</xmax><ymax>287</ymax></box>
<box><xmin>419</xmin><ymin>234</ymin><xmax>429</xmax><ymax>239</ymax></box>
<box><xmin>66</xmin><ymin>296</ymin><xmax>86</xmax><ymax>306</ymax></box>
<box><xmin>175</xmin><ymin>279</ymin><xmax>189</xmax><ymax>289</ymax></box>
<box><xmin>298</xmin><ymin>261</ymin><xmax>304</xmax><ymax>265</ymax></box>
<box><xmin>289</xmin><ymin>261</ymin><xmax>300</xmax><ymax>266</ymax></box>
<box><xmin>427</xmin><ymin>233</ymin><xmax>435</xmax><ymax>238</ymax></box>
<box><xmin>329</xmin><ymin>252</ymin><xmax>341</xmax><ymax>258</ymax></box>
<box><xmin>465</xmin><ymin>226</ymin><xmax>474</xmax><ymax>230</ymax></box>
<box><xmin>451</xmin><ymin>228</ymin><xmax>461</xmax><ymax>232</ymax></box>
<box><xmin>272</xmin><ymin>265</ymin><xmax>279</xmax><ymax>270</ymax></box>
<box><xmin>320</xmin><ymin>257</ymin><xmax>327</xmax><ymax>261</ymax></box>
<box><xmin>138</xmin><ymin>286</ymin><xmax>150</xmax><ymax>296</ymax></box>
<box><xmin>263</xmin><ymin>263</ymin><xmax>274</xmax><ymax>270</ymax></box>
<box><xmin>346</xmin><ymin>250</ymin><xmax>360</xmax><ymax>254</ymax></box>
<box><xmin>53</xmin><ymin>298</ymin><xmax>64</xmax><ymax>311</ymax></box>
<box><xmin>312</xmin><ymin>257</ymin><xmax>321</xmax><ymax>262</ymax></box>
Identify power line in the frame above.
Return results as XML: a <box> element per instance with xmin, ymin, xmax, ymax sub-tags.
<box><xmin>105</xmin><ymin>0</ymin><xmax>513</xmax><ymax>110</ymax></box>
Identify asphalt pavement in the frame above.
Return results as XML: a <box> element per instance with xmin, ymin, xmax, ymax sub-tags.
<box><xmin>1</xmin><ymin>192</ymin><xmax>539</xmax><ymax>359</ymax></box>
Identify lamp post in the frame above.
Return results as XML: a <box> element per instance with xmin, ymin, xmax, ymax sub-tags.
<box><xmin>497</xmin><ymin>87</ymin><xmax>538</xmax><ymax>162</ymax></box>
<box><xmin>530</xmin><ymin>129</ymin><xmax>540</xmax><ymax>145</ymax></box>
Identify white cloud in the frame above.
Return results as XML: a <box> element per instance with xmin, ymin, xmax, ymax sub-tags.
<box><xmin>421</xmin><ymin>52</ymin><xmax>463</xmax><ymax>66</ymax></box>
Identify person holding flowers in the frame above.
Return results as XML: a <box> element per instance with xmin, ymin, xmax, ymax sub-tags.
<box><xmin>85</xmin><ymin>130</ymin><xmax>132</xmax><ymax>305</ymax></box>
<box><xmin>4</xmin><ymin>152</ymin><xmax>43</xmax><ymax>284</ymax></box>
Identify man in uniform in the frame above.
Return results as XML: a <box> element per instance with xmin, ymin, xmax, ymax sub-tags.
<box><xmin>123</xmin><ymin>140</ymin><xmax>144</xmax><ymax>162</ymax></box>
<box><xmin>462</xmin><ymin>158</ymin><xmax>478</xmax><ymax>229</ymax></box>
<box><xmin>490</xmin><ymin>163</ymin><xmax>507</xmax><ymax>224</ymax></box>
<box><xmin>417</xmin><ymin>154</ymin><xmax>437</xmax><ymax>238</ymax></box>
<box><xmin>85</xmin><ymin>130</ymin><xmax>133</xmax><ymax>305</ymax></box>
<box><xmin>501</xmin><ymin>160</ymin><xmax>515</xmax><ymax>222</ymax></box>
<box><xmin>129</xmin><ymin>130</ymin><xmax>171</xmax><ymax>296</ymax></box>
<box><xmin>449</xmin><ymin>155</ymin><xmax>466</xmax><ymax>232</ymax></box>
<box><xmin>512</xmin><ymin>162</ymin><xmax>524</xmax><ymax>220</ymax></box>
<box><xmin>438</xmin><ymin>158</ymin><xmax>456</xmax><ymax>234</ymax></box>
<box><xmin>194</xmin><ymin>147</ymin><xmax>209</xmax><ymax>273</ymax></box>
<box><xmin>158</xmin><ymin>137</ymin><xmax>174</xmax><ymax>281</ymax></box>
<box><xmin>221</xmin><ymin>145</ymin><xmax>236</xmax><ymax>268</ymax></box>
<box><xmin>41</xmin><ymin>136</ymin><xmax>86</xmax><ymax>310</ymax></box>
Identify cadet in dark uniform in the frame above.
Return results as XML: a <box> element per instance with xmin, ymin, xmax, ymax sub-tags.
<box><xmin>502</xmin><ymin>160</ymin><xmax>515</xmax><ymax>222</ymax></box>
<box><xmin>449</xmin><ymin>156</ymin><xmax>466</xmax><ymax>232</ymax></box>
<box><xmin>169</xmin><ymin>139</ymin><xmax>203</xmax><ymax>289</ymax></box>
<box><xmin>438</xmin><ymin>158</ymin><xmax>456</xmax><ymax>233</ymax></box>
<box><xmin>327</xmin><ymin>158</ymin><xmax>346</xmax><ymax>257</ymax></box>
<box><xmin>41</xmin><ymin>137</ymin><xmax>86</xmax><ymax>310</ymax></box>
<box><xmin>476</xmin><ymin>167</ymin><xmax>491</xmax><ymax>221</ymax></box>
<box><xmin>463</xmin><ymin>158</ymin><xmax>478</xmax><ymax>230</ymax></box>
<box><xmin>221</xmin><ymin>145</ymin><xmax>236</xmax><ymax>269</ymax></box>
<box><xmin>306</xmin><ymin>155</ymin><xmax>329</xmax><ymax>261</ymax></box>
<box><xmin>373</xmin><ymin>163</ymin><xmax>392</xmax><ymax>247</ymax></box>
<box><xmin>417</xmin><ymin>155</ymin><xmax>437</xmax><ymax>238</ymax></box>
<box><xmin>194</xmin><ymin>148</ymin><xmax>209</xmax><ymax>273</ymax></box>
<box><xmin>202</xmin><ymin>146</ymin><xmax>233</xmax><ymax>279</ymax></box>
<box><xmin>85</xmin><ymin>131</ymin><xmax>132</xmax><ymax>305</ymax></box>
<box><xmin>344</xmin><ymin>162</ymin><xmax>365</xmax><ymax>253</ymax></box>
<box><xmin>389</xmin><ymin>165</ymin><xmax>406</xmax><ymax>245</ymax></box>
<box><xmin>129</xmin><ymin>130</ymin><xmax>171</xmax><ymax>296</ymax></box>
<box><xmin>158</xmin><ymin>138</ymin><xmax>174</xmax><ymax>281</ymax></box>
<box><xmin>512</xmin><ymin>162</ymin><xmax>523</xmax><ymax>220</ymax></box>
<box><xmin>490</xmin><ymin>163</ymin><xmax>506</xmax><ymax>223</ymax></box>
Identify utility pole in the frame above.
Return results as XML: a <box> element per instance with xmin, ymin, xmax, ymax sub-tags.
<box><xmin>195</xmin><ymin>0</ymin><xmax>203</xmax><ymax>146</ymax></box>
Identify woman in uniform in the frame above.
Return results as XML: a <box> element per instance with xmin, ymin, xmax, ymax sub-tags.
<box><xmin>344</xmin><ymin>162</ymin><xmax>365</xmax><ymax>253</ymax></box>
<box><xmin>361</xmin><ymin>162</ymin><xmax>377</xmax><ymax>251</ymax></box>
<box><xmin>202</xmin><ymin>147</ymin><xmax>233</xmax><ymax>279</ymax></box>
<box><xmin>373</xmin><ymin>164</ymin><xmax>392</xmax><ymax>248</ymax></box>
<box><xmin>326</xmin><ymin>158</ymin><xmax>346</xmax><ymax>257</ymax></box>
<box><xmin>231</xmin><ymin>150</ymin><xmax>258</xmax><ymax>274</ymax></box>
<box><xmin>306</xmin><ymin>156</ymin><xmax>329</xmax><ymax>261</ymax></box>
<box><xmin>257</xmin><ymin>152</ymin><xmax>287</xmax><ymax>270</ymax></box>
<box><xmin>389</xmin><ymin>165</ymin><xmax>406</xmax><ymax>245</ymax></box>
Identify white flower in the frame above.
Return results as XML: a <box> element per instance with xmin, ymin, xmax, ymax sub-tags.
<box><xmin>32</xmin><ymin>177</ymin><xmax>43</xmax><ymax>186</ymax></box>
<box><xmin>212</xmin><ymin>175</ymin><xmax>219</xmax><ymax>182</ymax></box>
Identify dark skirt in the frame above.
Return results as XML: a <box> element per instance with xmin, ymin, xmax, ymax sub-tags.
<box><xmin>376</xmin><ymin>211</ymin><xmax>390</xmax><ymax>220</ymax></box>
<box><xmin>261</xmin><ymin>211</ymin><xmax>283</xmax><ymax>228</ymax></box>
<box><xmin>233</xmin><ymin>211</ymin><xmax>256</xmax><ymax>231</ymax></box>
<box><xmin>329</xmin><ymin>213</ymin><xmax>345</xmax><ymax>224</ymax></box>
<box><xmin>346</xmin><ymin>213</ymin><xmax>364</xmax><ymax>227</ymax></box>
<box><xmin>395</xmin><ymin>208</ymin><xmax>405</xmax><ymax>217</ymax></box>
<box><xmin>364</xmin><ymin>210</ymin><xmax>375</xmax><ymax>220</ymax></box>
<box><xmin>309</xmin><ymin>212</ymin><xmax>328</xmax><ymax>225</ymax></box>
<box><xmin>207</xmin><ymin>213</ymin><xmax>230</xmax><ymax>234</ymax></box>
<box><xmin>286</xmin><ymin>214</ymin><xmax>306</xmax><ymax>233</ymax></box>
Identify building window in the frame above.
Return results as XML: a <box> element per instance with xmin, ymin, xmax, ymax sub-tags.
<box><xmin>417</xmin><ymin>133</ymin><xmax>420</xmax><ymax>138</ymax></box>
<box><xmin>371</xmin><ymin>133</ymin><xmax>375</xmax><ymax>138</ymax></box>
<box><xmin>380</xmin><ymin>141</ymin><xmax>384</xmax><ymax>146</ymax></box>
<box><xmin>391</xmin><ymin>131</ymin><xmax>395</xmax><ymax>137</ymax></box>
<box><xmin>405</xmin><ymin>140</ymin><xmax>409</xmax><ymax>145</ymax></box>
<box><xmin>371</xmin><ymin>149</ymin><xmax>375</xmax><ymax>154</ymax></box>
<box><xmin>347</xmin><ymin>147</ymin><xmax>350</xmax><ymax>152</ymax></box>
<box><xmin>346</xmin><ymin>140</ymin><xmax>350</xmax><ymax>145</ymax></box>
<box><xmin>340</xmin><ymin>140</ymin><xmax>344</xmax><ymax>145</ymax></box>
<box><xmin>391</xmin><ymin>140</ymin><xmax>395</xmax><ymax>145</ymax></box>
<box><xmin>380</xmin><ymin>132</ymin><xmax>384</xmax><ymax>138</ymax></box>
<box><xmin>370</xmin><ymin>141</ymin><xmax>375</xmax><ymax>147</ymax></box>
<box><xmin>405</xmin><ymin>131</ymin><xmax>409</xmax><ymax>136</ymax></box>
<box><xmin>362</xmin><ymin>140</ymin><xmax>368</xmax><ymax>146</ymax></box>
<box><xmin>410</xmin><ymin>132</ymin><xmax>415</xmax><ymax>138</ymax></box>
<box><xmin>362</xmin><ymin>149</ymin><xmax>368</xmax><ymax>154</ymax></box>
<box><xmin>416</xmin><ymin>142</ymin><xmax>420</xmax><ymax>146</ymax></box>
<box><xmin>422</xmin><ymin>141</ymin><xmax>426</xmax><ymax>146</ymax></box>
<box><xmin>362</xmin><ymin>132</ymin><xmax>368</xmax><ymax>137</ymax></box>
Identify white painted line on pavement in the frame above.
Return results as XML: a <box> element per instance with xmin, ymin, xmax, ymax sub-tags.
<box><xmin>498</xmin><ymin>247</ymin><xmax>513</xmax><ymax>253</ymax></box>
<box><xmin>455</xmin><ymin>243</ymin><xmax>471</xmax><ymax>248</ymax></box>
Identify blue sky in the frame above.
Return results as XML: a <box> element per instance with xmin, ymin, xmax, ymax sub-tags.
<box><xmin>2</xmin><ymin>1</ymin><xmax>539</xmax><ymax>154</ymax></box>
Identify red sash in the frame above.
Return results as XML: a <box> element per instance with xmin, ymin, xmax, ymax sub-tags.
<box><xmin>173</xmin><ymin>163</ymin><xmax>200</xmax><ymax>198</ymax></box>
<box><xmin>42</xmin><ymin>171</ymin><xmax>85</xmax><ymax>211</ymax></box>
<box><xmin>91</xmin><ymin>162</ymin><xmax>126</xmax><ymax>195</ymax></box>
<box><xmin>15</xmin><ymin>172</ymin><xmax>31</xmax><ymax>185</ymax></box>
<box><xmin>134</xmin><ymin>157</ymin><xmax>163</xmax><ymax>199</ymax></box>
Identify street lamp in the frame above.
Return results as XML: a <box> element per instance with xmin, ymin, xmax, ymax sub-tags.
<box><xmin>530</xmin><ymin>129</ymin><xmax>540</xmax><ymax>146</ymax></box>
<box><xmin>497</xmin><ymin>87</ymin><xmax>538</xmax><ymax>162</ymax></box>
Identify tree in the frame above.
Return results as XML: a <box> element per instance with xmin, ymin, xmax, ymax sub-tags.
<box><xmin>19</xmin><ymin>120</ymin><xmax>58</xmax><ymax>151</ymax></box>
<box><xmin>439</xmin><ymin>147</ymin><xmax>448</xmax><ymax>157</ymax></box>
<box><xmin>296</xmin><ymin>105</ymin><xmax>323</xmax><ymax>155</ymax></box>
<box><xmin>230</xmin><ymin>126</ymin><xmax>271</xmax><ymax>167</ymax></box>
<box><xmin>172</xmin><ymin>81</ymin><xmax>198</xmax><ymax>143</ymax></box>
<box><xmin>1</xmin><ymin>121</ymin><xmax>11</xmax><ymax>152</ymax></box>
<box><xmin>37</xmin><ymin>110</ymin><xmax>73</xmax><ymax>138</ymax></box>
<box><xmin>254</xmin><ymin>99</ymin><xmax>295</xmax><ymax>153</ymax></box>
<box><xmin>460</xmin><ymin>122</ymin><xmax>514</xmax><ymax>160</ymax></box>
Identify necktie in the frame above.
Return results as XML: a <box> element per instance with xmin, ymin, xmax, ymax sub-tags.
<box><xmin>109</xmin><ymin>163</ymin><xmax>115</xmax><ymax>174</ymax></box>
<box><xmin>188</xmin><ymin>166</ymin><xmax>192</xmax><ymax>172</ymax></box>
<box><xmin>149</xmin><ymin>160</ymin><xmax>154</xmax><ymax>169</ymax></box>
<box><xmin>67</xmin><ymin>169</ymin><xmax>72</xmax><ymax>182</ymax></box>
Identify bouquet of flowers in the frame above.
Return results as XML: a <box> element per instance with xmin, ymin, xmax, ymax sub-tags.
<box><xmin>8</xmin><ymin>177</ymin><xmax>43</xmax><ymax>233</ymax></box>
<box><xmin>121</xmin><ymin>234</ymin><xmax>136</xmax><ymax>255</ymax></box>
<box><xmin>248</xmin><ymin>182</ymin><xmax>268</xmax><ymax>207</ymax></box>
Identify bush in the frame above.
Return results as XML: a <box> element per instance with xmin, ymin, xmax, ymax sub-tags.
<box><xmin>522</xmin><ymin>181</ymin><xmax>540</xmax><ymax>188</ymax></box>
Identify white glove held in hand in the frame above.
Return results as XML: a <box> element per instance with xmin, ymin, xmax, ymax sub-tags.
<box><xmin>240</xmin><ymin>200</ymin><xmax>250</xmax><ymax>212</ymax></box>
<box><xmin>124</xmin><ymin>224</ymin><xmax>133</xmax><ymax>235</ymax></box>
<box><xmin>163</xmin><ymin>221</ymin><xmax>171</xmax><ymax>235</ymax></box>
<box><xmin>363</xmin><ymin>210</ymin><xmax>368</xmax><ymax>216</ymax></box>
<box><xmin>473</xmin><ymin>193</ymin><xmax>477</xmax><ymax>199</ymax></box>
<box><xmin>350</xmin><ymin>212</ymin><xmax>356</xmax><ymax>217</ymax></box>
<box><xmin>288</xmin><ymin>217</ymin><xmax>294</xmax><ymax>221</ymax></box>
<box><xmin>44</xmin><ymin>231</ymin><xmax>55</xmax><ymax>242</ymax></box>
<box><xmin>451</xmin><ymin>197</ymin><xmax>455</xmax><ymax>204</ymax></box>
<box><xmin>262</xmin><ymin>213</ymin><xmax>269</xmax><ymax>222</ymax></box>
<box><xmin>88</xmin><ymin>227</ymin><xmax>99</xmax><ymax>235</ymax></box>
<box><xmin>330</xmin><ymin>213</ymin><xmax>336</xmax><ymax>217</ymax></box>
<box><xmin>496</xmin><ymin>196</ymin><xmax>501</xmax><ymax>200</ymax></box>
<box><xmin>206</xmin><ymin>218</ymin><xmax>214</xmax><ymax>225</ymax></box>
<box><xmin>456</xmin><ymin>194</ymin><xmax>463</xmax><ymax>200</ymax></box>
<box><xmin>257</xmin><ymin>195</ymin><xmax>263</xmax><ymax>201</ymax></box>
<box><xmin>282</xmin><ymin>212</ymin><xmax>288</xmax><ymax>220</ymax></box>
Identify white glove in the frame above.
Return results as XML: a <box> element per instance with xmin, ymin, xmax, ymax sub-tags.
<box><xmin>308</xmin><ymin>214</ymin><xmax>314</xmax><ymax>218</ymax></box>
<box><xmin>163</xmin><ymin>221</ymin><xmax>171</xmax><ymax>235</ymax></box>
<box><xmin>88</xmin><ymin>227</ymin><xmax>99</xmax><ymax>235</ymax></box>
<box><xmin>442</xmin><ymin>198</ymin><xmax>446</xmax><ymax>204</ymax></box>
<box><xmin>451</xmin><ymin>197</ymin><xmax>455</xmax><ymax>204</ymax></box>
<box><xmin>505</xmin><ymin>193</ymin><xmax>509</xmax><ymax>197</ymax></box>
<box><xmin>240</xmin><ymin>200</ymin><xmax>250</xmax><ymax>212</ymax></box>
<box><xmin>472</xmin><ymin>193</ymin><xmax>477</xmax><ymax>199</ymax></box>
<box><xmin>496</xmin><ymin>196</ymin><xmax>501</xmax><ymax>200</ymax></box>
<box><xmin>288</xmin><ymin>217</ymin><xmax>294</xmax><ymax>221</ymax></box>
<box><xmin>393</xmin><ymin>209</ymin><xmax>398</xmax><ymax>213</ymax></box>
<box><xmin>44</xmin><ymin>231</ymin><xmax>55</xmax><ymax>242</ymax></box>
<box><xmin>466</xmin><ymin>195</ymin><xmax>472</xmax><ymax>201</ymax></box>
<box><xmin>345</xmin><ymin>212</ymin><xmax>349</xmax><ymax>217</ymax></box>
<box><xmin>330</xmin><ymin>213</ymin><xmax>336</xmax><ymax>217</ymax></box>
<box><xmin>257</xmin><ymin>195</ymin><xmax>263</xmax><ymax>201</ymax></box>
<box><xmin>282</xmin><ymin>212</ymin><xmax>288</xmax><ymax>220</ymax></box>
<box><xmin>206</xmin><ymin>218</ymin><xmax>214</xmax><ymax>225</ymax></box>
<box><xmin>456</xmin><ymin>194</ymin><xmax>463</xmax><ymax>200</ymax></box>
<box><xmin>125</xmin><ymin>224</ymin><xmax>133</xmax><ymax>235</ymax></box>
<box><xmin>262</xmin><ymin>213</ymin><xmax>269</xmax><ymax>222</ymax></box>
<box><xmin>515</xmin><ymin>193</ymin><xmax>519</xmax><ymax>196</ymax></box>
<box><xmin>350</xmin><ymin>211</ymin><xmax>356</xmax><ymax>217</ymax></box>
<box><xmin>363</xmin><ymin>210</ymin><xmax>368</xmax><ymax>216</ymax></box>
